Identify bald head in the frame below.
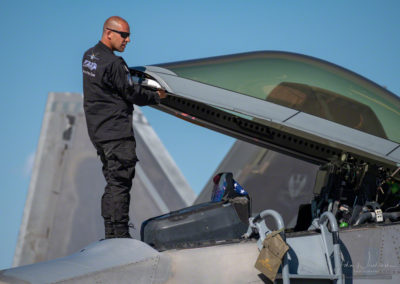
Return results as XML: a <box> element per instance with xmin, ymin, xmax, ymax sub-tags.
<box><xmin>103</xmin><ymin>16</ymin><xmax>128</xmax><ymax>34</ymax></box>
<box><xmin>101</xmin><ymin>16</ymin><xmax>131</xmax><ymax>52</ymax></box>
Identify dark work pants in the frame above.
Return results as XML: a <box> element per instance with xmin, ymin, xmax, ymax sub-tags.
<box><xmin>94</xmin><ymin>137</ymin><xmax>138</xmax><ymax>225</ymax></box>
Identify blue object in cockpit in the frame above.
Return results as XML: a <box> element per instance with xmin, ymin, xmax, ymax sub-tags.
<box><xmin>211</xmin><ymin>172</ymin><xmax>248</xmax><ymax>202</ymax></box>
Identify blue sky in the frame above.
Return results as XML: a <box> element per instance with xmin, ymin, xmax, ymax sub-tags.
<box><xmin>0</xmin><ymin>0</ymin><xmax>400</xmax><ymax>270</ymax></box>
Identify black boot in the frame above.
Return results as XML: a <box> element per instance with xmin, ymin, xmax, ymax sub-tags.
<box><xmin>114</xmin><ymin>222</ymin><xmax>132</xmax><ymax>238</ymax></box>
<box><xmin>104</xmin><ymin>221</ymin><xmax>115</xmax><ymax>239</ymax></box>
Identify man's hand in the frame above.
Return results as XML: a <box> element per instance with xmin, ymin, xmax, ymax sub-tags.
<box><xmin>157</xmin><ymin>89</ymin><xmax>167</xmax><ymax>99</ymax></box>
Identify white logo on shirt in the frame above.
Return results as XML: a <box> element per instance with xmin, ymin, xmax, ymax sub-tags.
<box><xmin>83</xmin><ymin>60</ymin><xmax>97</xmax><ymax>71</ymax></box>
<box><xmin>89</xmin><ymin>52</ymin><xmax>99</xmax><ymax>60</ymax></box>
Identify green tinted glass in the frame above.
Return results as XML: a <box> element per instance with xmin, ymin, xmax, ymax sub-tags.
<box><xmin>159</xmin><ymin>52</ymin><xmax>400</xmax><ymax>143</ymax></box>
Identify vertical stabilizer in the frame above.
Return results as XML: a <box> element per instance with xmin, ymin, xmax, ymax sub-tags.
<box><xmin>13</xmin><ymin>92</ymin><xmax>195</xmax><ymax>266</ymax></box>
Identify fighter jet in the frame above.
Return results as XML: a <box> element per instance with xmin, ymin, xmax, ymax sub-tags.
<box><xmin>1</xmin><ymin>51</ymin><xmax>399</xmax><ymax>283</ymax></box>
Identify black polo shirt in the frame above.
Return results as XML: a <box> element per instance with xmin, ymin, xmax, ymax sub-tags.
<box><xmin>82</xmin><ymin>41</ymin><xmax>160</xmax><ymax>143</ymax></box>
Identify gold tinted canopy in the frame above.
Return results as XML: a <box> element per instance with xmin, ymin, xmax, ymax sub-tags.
<box><xmin>158</xmin><ymin>51</ymin><xmax>400</xmax><ymax>144</ymax></box>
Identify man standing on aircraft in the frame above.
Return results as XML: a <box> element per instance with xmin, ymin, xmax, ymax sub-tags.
<box><xmin>82</xmin><ymin>16</ymin><xmax>166</xmax><ymax>238</ymax></box>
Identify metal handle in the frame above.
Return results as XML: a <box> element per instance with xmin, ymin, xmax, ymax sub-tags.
<box><xmin>319</xmin><ymin>211</ymin><xmax>343</xmax><ymax>284</ymax></box>
<box><xmin>252</xmin><ymin>209</ymin><xmax>289</xmax><ymax>284</ymax></box>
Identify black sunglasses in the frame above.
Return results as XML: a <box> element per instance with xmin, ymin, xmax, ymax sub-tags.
<box><xmin>106</xmin><ymin>28</ymin><xmax>130</xmax><ymax>39</ymax></box>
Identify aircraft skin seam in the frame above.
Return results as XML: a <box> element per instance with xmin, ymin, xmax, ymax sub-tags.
<box><xmin>386</xmin><ymin>145</ymin><xmax>400</xmax><ymax>157</ymax></box>
<box><xmin>282</xmin><ymin>111</ymin><xmax>301</xmax><ymax>123</ymax></box>
<box><xmin>149</xmin><ymin>255</ymin><xmax>160</xmax><ymax>284</ymax></box>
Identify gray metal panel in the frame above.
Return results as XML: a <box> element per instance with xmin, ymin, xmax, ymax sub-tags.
<box><xmin>144</xmin><ymin>69</ymin><xmax>400</xmax><ymax>164</ymax></box>
<box><xmin>13</xmin><ymin>92</ymin><xmax>194</xmax><ymax>267</ymax></box>
<box><xmin>4</xmin><ymin>224</ymin><xmax>400</xmax><ymax>283</ymax></box>
<box><xmin>286</xmin><ymin>234</ymin><xmax>331</xmax><ymax>275</ymax></box>
<box><xmin>3</xmin><ymin>239</ymin><xmax>169</xmax><ymax>284</ymax></box>
<box><xmin>285</xmin><ymin>112</ymin><xmax>399</xmax><ymax>160</ymax></box>
<box><xmin>0</xmin><ymin>238</ymin><xmax>335</xmax><ymax>284</ymax></box>
<box><xmin>338</xmin><ymin>225</ymin><xmax>400</xmax><ymax>283</ymax></box>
